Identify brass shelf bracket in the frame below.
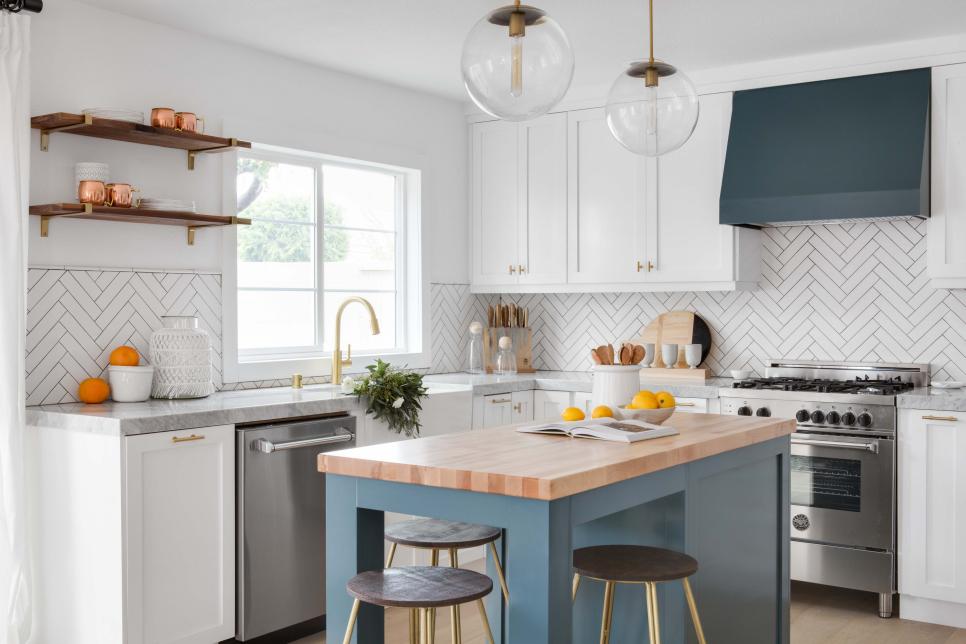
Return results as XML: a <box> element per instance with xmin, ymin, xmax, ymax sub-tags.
<box><xmin>40</xmin><ymin>114</ymin><xmax>93</xmax><ymax>151</ymax></box>
<box><xmin>187</xmin><ymin>138</ymin><xmax>239</xmax><ymax>170</ymax></box>
<box><xmin>39</xmin><ymin>216</ymin><xmax>50</xmax><ymax>237</ymax></box>
<box><xmin>187</xmin><ymin>226</ymin><xmax>197</xmax><ymax>245</ymax></box>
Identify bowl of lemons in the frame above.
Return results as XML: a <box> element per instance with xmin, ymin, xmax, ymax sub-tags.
<box><xmin>616</xmin><ymin>390</ymin><xmax>677</xmax><ymax>424</ymax></box>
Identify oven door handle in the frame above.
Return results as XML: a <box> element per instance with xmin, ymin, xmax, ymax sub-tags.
<box><xmin>791</xmin><ymin>437</ymin><xmax>879</xmax><ymax>454</ymax></box>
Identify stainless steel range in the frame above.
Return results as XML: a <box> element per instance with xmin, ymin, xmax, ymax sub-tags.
<box><xmin>719</xmin><ymin>359</ymin><xmax>930</xmax><ymax>618</ymax></box>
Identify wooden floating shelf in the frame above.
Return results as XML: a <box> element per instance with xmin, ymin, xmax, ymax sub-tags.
<box><xmin>29</xmin><ymin>203</ymin><xmax>251</xmax><ymax>246</ymax></box>
<box><xmin>31</xmin><ymin>112</ymin><xmax>252</xmax><ymax>169</ymax></box>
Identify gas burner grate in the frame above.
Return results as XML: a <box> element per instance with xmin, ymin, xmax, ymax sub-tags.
<box><xmin>733</xmin><ymin>376</ymin><xmax>916</xmax><ymax>395</ymax></box>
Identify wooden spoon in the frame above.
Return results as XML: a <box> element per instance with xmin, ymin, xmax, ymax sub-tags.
<box><xmin>597</xmin><ymin>345</ymin><xmax>611</xmax><ymax>365</ymax></box>
<box><xmin>619</xmin><ymin>344</ymin><xmax>630</xmax><ymax>365</ymax></box>
<box><xmin>591</xmin><ymin>348</ymin><xmax>603</xmax><ymax>365</ymax></box>
<box><xmin>607</xmin><ymin>343</ymin><xmax>616</xmax><ymax>365</ymax></box>
<box><xmin>632</xmin><ymin>344</ymin><xmax>646</xmax><ymax>365</ymax></box>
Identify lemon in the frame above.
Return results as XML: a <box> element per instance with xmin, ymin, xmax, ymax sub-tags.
<box><xmin>656</xmin><ymin>391</ymin><xmax>676</xmax><ymax>409</ymax></box>
<box><xmin>591</xmin><ymin>405</ymin><xmax>614</xmax><ymax>419</ymax></box>
<box><xmin>561</xmin><ymin>407</ymin><xmax>586</xmax><ymax>422</ymax></box>
<box><xmin>632</xmin><ymin>391</ymin><xmax>659</xmax><ymax>410</ymax></box>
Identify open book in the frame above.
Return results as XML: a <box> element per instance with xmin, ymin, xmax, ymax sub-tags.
<box><xmin>516</xmin><ymin>418</ymin><xmax>678</xmax><ymax>443</ymax></box>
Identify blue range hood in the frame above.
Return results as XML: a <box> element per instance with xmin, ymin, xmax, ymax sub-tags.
<box><xmin>720</xmin><ymin>68</ymin><xmax>930</xmax><ymax>227</ymax></box>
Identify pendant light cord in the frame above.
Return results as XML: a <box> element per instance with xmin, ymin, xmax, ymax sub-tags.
<box><xmin>648</xmin><ymin>0</ymin><xmax>655</xmax><ymax>63</ymax></box>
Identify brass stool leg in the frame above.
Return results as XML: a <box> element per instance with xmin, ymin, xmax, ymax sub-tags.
<box><xmin>420</xmin><ymin>607</ymin><xmax>430</xmax><ymax>644</ymax></box>
<box><xmin>449</xmin><ymin>549</ymin><xmax>463</xmax><ymax>641</ymax></box>
<box><xmin>386</xmin><ymin>541</ymin><xmax>398</xmax><ymax>568</ymax></box>
<box><xmin>599</xmin><ymin>580</ymin><xmax>616</xmax><ymax>644</ymax></box>
<box><xmin>430</xmin><ymin>549</ymin><xmax>440</xmax><ymax>644</ymax></box>
<box><xmin>682</xmin><ymin>578</ymin><xmax>707</xmax><ymax>644</ymax></box>
<box><xmin>487</xmin><ymin>541</ymin><xmax>510</xmax><ymax>602</ymax></box>
<box><xmin>342</xmin><ymin>598</ymin><xmax>361</xmax><ymax>644</ymax></box>
<box><xmin>449</xmin><ymin>605</ymin><xmax>461</xmax><ymax>644</ymax></box>
<box><xmin>409</xmin><ymin>608</ymin><xmax>419</xmax><ymax>644</ymax></box>
<box><xmin>645</xmin><ymin>582</ymin><xmax>662</xmax><ymax>644</ymax></box>
<box><xmin>476</xmin><ymin>598</ymin><xmax>495</xmax><ymax>644</ymax></box>
<box><xmin>572</xmin><ymin>573</ymin><xmax>581</xmax><ymax>601</ymax></box>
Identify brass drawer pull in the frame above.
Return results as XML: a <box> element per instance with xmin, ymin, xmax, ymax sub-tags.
<box><xmin>172</xmin><ymin>433</ymin><xmax>205</xmax><ymax>443</ymax></box>
<box><xmin>922</xmin><ymin>415</ymin><xmax>959</xmax><ymax>422</ymax></box>
<box><xmin>490</xmin><ymin>398</ymin><xmax>511</xmax><ymax>404</ymax></box>
<box><xmin>677</xmin><ymin>402</ymin><xmax>696</xmax><ymax>407</ymax></box>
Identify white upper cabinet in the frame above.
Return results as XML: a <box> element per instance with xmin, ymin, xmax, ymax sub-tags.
<box><xmin>472</xmin><ymin>119</ymin><xmax>521</xmax><ymax>286</ymax></box>
<box><xmin>567</xmin><ymin>107</ymin><xmax>648</xmax><ymax>284</ymax></box>
<box><xmin>519</xmin><ymin>113</ymin><xmax>568</xmax><ymax>285</ymax></box>
<box><xmin>929</xmin><ymin>64</ymin><xmax>966</xmax><ymax>288</ymax></box>
<box><xmin>471</xmin><ymin>115</ymin><xmax>568</xmax><ymax>288</ymax></box>
<box><xmin>470</xmin><ymin>93</ymin><xmax>759</xmax><ymax>293</ymax></box>
<box><xmin>650</xmin><ymin>92</ymin><xmax>758</xmax><ymax>286</ymax></box>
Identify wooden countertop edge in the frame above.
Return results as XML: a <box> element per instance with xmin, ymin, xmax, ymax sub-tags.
<box><xmin>319</xmin><ymin>418</ymin><xmax>795</xmax><ymax>501</ymax></box>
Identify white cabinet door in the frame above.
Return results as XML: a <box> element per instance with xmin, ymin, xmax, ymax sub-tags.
<box><xmin>533</xmin><ymin>390</ymin><xmax>572</xmax><ymax>421</ymax></box>
<box><xmin>511</xmin><ymin>390</ymin><xmax>535</xmax><ymax>423</ymax></box>
<box><xmin>482</xmin><ymin>394</ymin><xmax>515</xmax><ymax>427</ymax></box>
<box><xmin>123</xmin><ymin>426</ymin><xmax>235</xmax><ymax>644</ymax></box>
<box><xmin>567</xmin><ymin>108</ymin><xmax>648</xmax><ymax>284</ymax></box>
<box><xmin>898</xmin><ymin>410</ymin><xmax>966</xmax><ymax>604</ymax></box>
<box><xmin>472</xmin><ymin>120</ymin><xmax>520</xmax><ymax>286</ymax></box>
<box><xmin>518</xmin><ymin>113</ymin><xmax>568</xmax><ymax>285</ymax></box>
<box><xmin>929</xmin><ymin>64</ymin><xmax>966</xmax><ymax>288</ymax></box>
<box><xmin>573</xmin><ymin>391</ymin><xmax>595</xmax><ymax>416</ymax></box>
<box><xmin>649</xmin><ymin>92</ymin><xmax>743</xmax><ymax>284</ymax></box>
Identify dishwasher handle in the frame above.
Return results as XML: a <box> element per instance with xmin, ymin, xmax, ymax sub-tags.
<box><xmin>252</xmin><ymin>431</ymin><xmax>354</xmax><ymax>454</ymax></box>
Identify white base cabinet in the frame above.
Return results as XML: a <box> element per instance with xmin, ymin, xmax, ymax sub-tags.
<box><xmin>898</xmin><ymin>409</ymin><xmax>966</xmax><ymax>628</ymax></box>
<box><xmin>474</xmin><ymin>390</ymin><xmax>535</xmax><ymax>429</ymax></box>
<box><xmin>28</xmin><ymin>424</ymin><xmax>235</xmax><ymax>644</ymax></box>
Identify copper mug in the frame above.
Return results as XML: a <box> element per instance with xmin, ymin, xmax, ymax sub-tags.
<box><xmin>175</xmin><ymin>111</ymin><xmax>204</xmax><ymax>133</ymax></box>
<box><xmin>150</xmin><ymin>107</ymin><xmax>176</xmax><ymax>129</ymax></box>
<box><xmin>77</xmin><ymin>180</ymin><xmax>106</xmax><ymax>206</ymax></box>
<box><xmin>105</xmin><ymin>183</ymin><xmax>139</xmax><ymax>208</ymax></box>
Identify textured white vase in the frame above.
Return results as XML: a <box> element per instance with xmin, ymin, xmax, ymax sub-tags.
<box><xmin>592</xmin><ymin>365</ymin><xmax>643</xmax><ymax>409</ymax></box>
<box><xmin>149</xmin><ymin>315</ymin><xmax>214</xmax><ymax>399</ymax></box>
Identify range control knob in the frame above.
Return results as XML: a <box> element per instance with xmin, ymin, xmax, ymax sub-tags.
<box><xmin>755</xmin><ymin>407</ymin><xmax>771</xmax><ymax>417</ymax></box>
<box><xmin>842</xmin><ymin>411</ymin><xmax>857</xmax><ymax>426</ymax></box>
<box><xmin>826</xmin><ymin>411</ymin><xmax>841</xmax><ymax>424</ymax></box>
<box><xmin>858</xmin><ymin>412</ymin><xmax>873</xmax><ymax>428</ymax></box>
<box><xmin>737</xmin><ymin>406</ymin><xmax>753</xmax><ymax>416</ymax></box>
<box><xmin>795</xmin><ymin>409</ymin><xmax>810</xmax><ymax>423</ymax></box>
<box><xmin>810</xmin><ymin>410</ymin><xmax>826</xmax><ymax>424</ymax></box>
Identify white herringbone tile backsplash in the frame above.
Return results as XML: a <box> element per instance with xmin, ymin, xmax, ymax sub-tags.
<box><xmin>24</xmin><ymin>220</ymin><xmax>966</xmax><ymax>405</ymax></box>
<box><xmin>487</xmin><ymin>221</ymin><xmax>966</xmax><ymax>381</ymax></box>
<box><xmin>26</xmin><ymin>268</ymin><xmax>223</xmax><ymax>405</ymax></box>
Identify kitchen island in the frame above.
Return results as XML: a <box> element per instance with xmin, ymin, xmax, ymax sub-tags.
<box><xmin>319</xmin><ymin>412</ymin><xmax>795</xmax><ymax>643</ymax></box>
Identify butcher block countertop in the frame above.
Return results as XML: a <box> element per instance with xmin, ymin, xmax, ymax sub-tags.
<box><xmin>319</xmin><ymin>412</ymin><xmax>795</xmax><ymax>500</ymax></box>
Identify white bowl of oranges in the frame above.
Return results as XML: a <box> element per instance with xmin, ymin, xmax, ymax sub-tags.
<box><xmin>616</xmin><ymin>390</ymin><xmax>676</xmax><ymax>424</ymax></box>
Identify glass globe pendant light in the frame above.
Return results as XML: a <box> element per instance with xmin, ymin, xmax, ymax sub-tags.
<box><xmin>605</xmin><ymin>0</ymin><xmax>699</xmax><ymax>156</ymax></box>
<box><xmin>461</xmin><ymin>0</ymin><xmax>574</xmax><ymax>121</ymax></box>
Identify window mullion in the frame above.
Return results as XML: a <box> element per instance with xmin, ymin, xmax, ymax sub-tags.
<box><xmin>316</xmin><ymin>163</ymin><xmax>327</xmax><ymax>354</ymax></box>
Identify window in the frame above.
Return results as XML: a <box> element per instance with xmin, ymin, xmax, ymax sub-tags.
<box><xmin>226</xmin><ymin>146</ymin><xmax>423</xmax><ymax>381</ymax></box>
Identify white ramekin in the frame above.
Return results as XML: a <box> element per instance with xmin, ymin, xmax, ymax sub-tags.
<box><xmin>107</xmin><ymin>365</ymin><xmax>154</xmax><ymax>402</ymax></box>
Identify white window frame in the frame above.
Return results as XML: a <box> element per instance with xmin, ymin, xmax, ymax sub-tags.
<box><xmin>221</xmin><ymin>143</ymin><xmax>427</xmax><ymax>383</ymax></box>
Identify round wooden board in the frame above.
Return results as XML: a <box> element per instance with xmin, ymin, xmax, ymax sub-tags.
<box><xmin>634</xmin><ymin>311</ymin><xmax>712</xmax><ymax>368</ymax></box>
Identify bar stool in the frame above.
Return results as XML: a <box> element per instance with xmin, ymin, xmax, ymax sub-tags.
<box><xmin>341</xmin><ymin>566</ymin><xmax>493</xmax><ymax>644</ymax></box>
<box><xmin>571</xmin><ymin>545</ymin><xmax>707</xmax><ymax>644</ymax></box>
<box><xmin>384</xmin><ymin>519</ymin><xmax>509</xmax><ymax>644</ymax></box>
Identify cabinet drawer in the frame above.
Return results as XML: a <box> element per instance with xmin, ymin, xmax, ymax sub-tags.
<box><xmin>674</xmin><ymin>397</ymin><xmax>708</xmax><ymax>413</ymax></box>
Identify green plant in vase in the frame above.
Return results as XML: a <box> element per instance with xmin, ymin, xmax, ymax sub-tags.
<box><xmin>352</xmin><ymin>359</ymin><xmax>429</xmax><ymax>438</ymax></box>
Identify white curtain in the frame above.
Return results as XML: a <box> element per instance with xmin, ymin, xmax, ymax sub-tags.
<box><xmin>0</xmin><ymin>10</ymin><xmax>31</xmax><ymax>644</ymax></box>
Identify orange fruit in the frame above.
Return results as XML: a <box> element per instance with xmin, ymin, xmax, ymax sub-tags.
<box><xmin>78</xmin><ymin>378</ymin><xmax>110</xmax><ymax>404</ymax></box>
<box><xmin>656</xmin><ymin>391</ymin><xmax>676</xmax><ymax>409</ymax></box>
<box><xmin>109</xmin><ymin>345</ymin><xmax>140</xmax><ymax>366</ymax></box>
<box><xmin>631</xmin><ymin>391</ymin><xmax>659</xmax><ymax>409</ymax></box>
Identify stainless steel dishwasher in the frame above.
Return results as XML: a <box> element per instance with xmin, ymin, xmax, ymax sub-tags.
<box><xmin>236</xmin><ymin>413</ymin><xmax>356</xmax><ymax>641</ymax></box>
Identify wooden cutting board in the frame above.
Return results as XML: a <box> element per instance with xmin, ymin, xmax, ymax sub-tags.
<box><xmin>635</xmin><ymin>311</ymin><xmax>712</xmax><ymax>369</ymax></box>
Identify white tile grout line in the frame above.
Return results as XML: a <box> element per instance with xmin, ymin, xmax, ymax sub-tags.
<box><xmin>28</xmin><ymin>264</ymin><xmax>221</xmax><ymax>275</ymax></box>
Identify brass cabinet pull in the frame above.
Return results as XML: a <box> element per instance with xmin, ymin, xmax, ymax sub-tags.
<box><xmin>508</xmin><ymin>265</ymin><xmax>517</xmax><ymax>274</ymax></box>
<box><xmin>172</xmin><ymin>433</ymin><xmax>205</xmax><ymax>443</ymax></box>
<box><xmin>518</xmin><ymin>264</ymin><xmax>526</xmax><ymax>274</ymax></box>
<box><xmin>513</xmin><ymin>403</ymin><xmax>523</xmax><ymax>413</ymax></box>
<box><xmin>636</xmin><ymin>261</ymin><xmax>644</xmax><ymax>272</ymax></box>
<box><xmin>647</xmin><ymin>261</ymin><xmax>655</xmax><ymax>272</ymax></box>
<box><xmin>490</xmin><ymin>398</ymin><xmax>511</xmax><ymax>404</ymax></box>
<box><xmin>922</xmin><ymin>415</ymin><xmax>959</xmax><ymax>422</ymax></box>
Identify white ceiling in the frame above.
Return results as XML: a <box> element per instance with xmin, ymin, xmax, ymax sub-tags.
<box><xmin>78</xmin><ymin>0</ymin><xmax>966</xmax><ymax>101</ymax></box>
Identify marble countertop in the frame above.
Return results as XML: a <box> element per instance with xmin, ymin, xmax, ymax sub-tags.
<box><xmin>898</xmin><ymin>387</ymin><xmax>966</xmax><ymax>412</ymax></box>
<box><xmin>423</xmin><ymin>371</ymin><xmax>732</xmax><ymax>398</ymax></box>
<box><xmin>26</xmin><ymin>382</ymin><xmax>472</xmax><ymax>437</ymax></box>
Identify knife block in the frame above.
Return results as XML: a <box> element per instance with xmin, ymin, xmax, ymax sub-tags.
<box><xmin>482</xmin><ymin>327</ymin><xmax>535</xmax><ymax>374</ymax></box>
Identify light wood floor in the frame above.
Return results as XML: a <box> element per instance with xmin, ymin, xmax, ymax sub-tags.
<box><xmin>300</xmin><ymin>581</ymin><xmax>966</xmax><ymax>644</ymax></box>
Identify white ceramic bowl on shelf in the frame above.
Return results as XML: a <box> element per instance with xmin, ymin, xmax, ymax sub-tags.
<box><xmin>615</xmin><ymin>406</ymin><xmax>675</xmax><ymax>425</ymax></box>
<box><xmin>730</xmin><ymin>369</ymin><xmax>752</xmax><ymax>380</ymax></box>
<box><xmin>108</xmin><ymin>365</ymin><xmax>154</xmax><ymax>402</ymax></box>
<box><xmin>74</xmin><ymin>162</ymin><xmax>110</xmax><ymax>184</ymax></box>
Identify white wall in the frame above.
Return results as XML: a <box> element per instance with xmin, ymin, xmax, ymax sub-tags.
<box><xmin>28</xmin><ymin>0</ymin><xmax>468</xmax><ymax>282</ymax></box>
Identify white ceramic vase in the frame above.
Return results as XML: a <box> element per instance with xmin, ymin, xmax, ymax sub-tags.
<box><xmin>592</xmin><ymin>364</ymin><xmax>643</xmax><ymax>410</ymax></box>
<box><xmin>149</xmin><ymin>315</ymin><xmax>214</xmax><ymax>399</ymax></box>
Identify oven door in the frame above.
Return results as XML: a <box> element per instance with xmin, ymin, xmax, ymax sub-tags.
<box><xmin>789</xmin><ymin>432</ymin><xmax>894</xmax><ymax>551</ymax></box>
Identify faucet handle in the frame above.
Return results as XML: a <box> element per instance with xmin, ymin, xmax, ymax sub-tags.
<box><xmin>343</xmin><ymin>343</ymin><xmax>352</xmax><ymax>367</ymax></box>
